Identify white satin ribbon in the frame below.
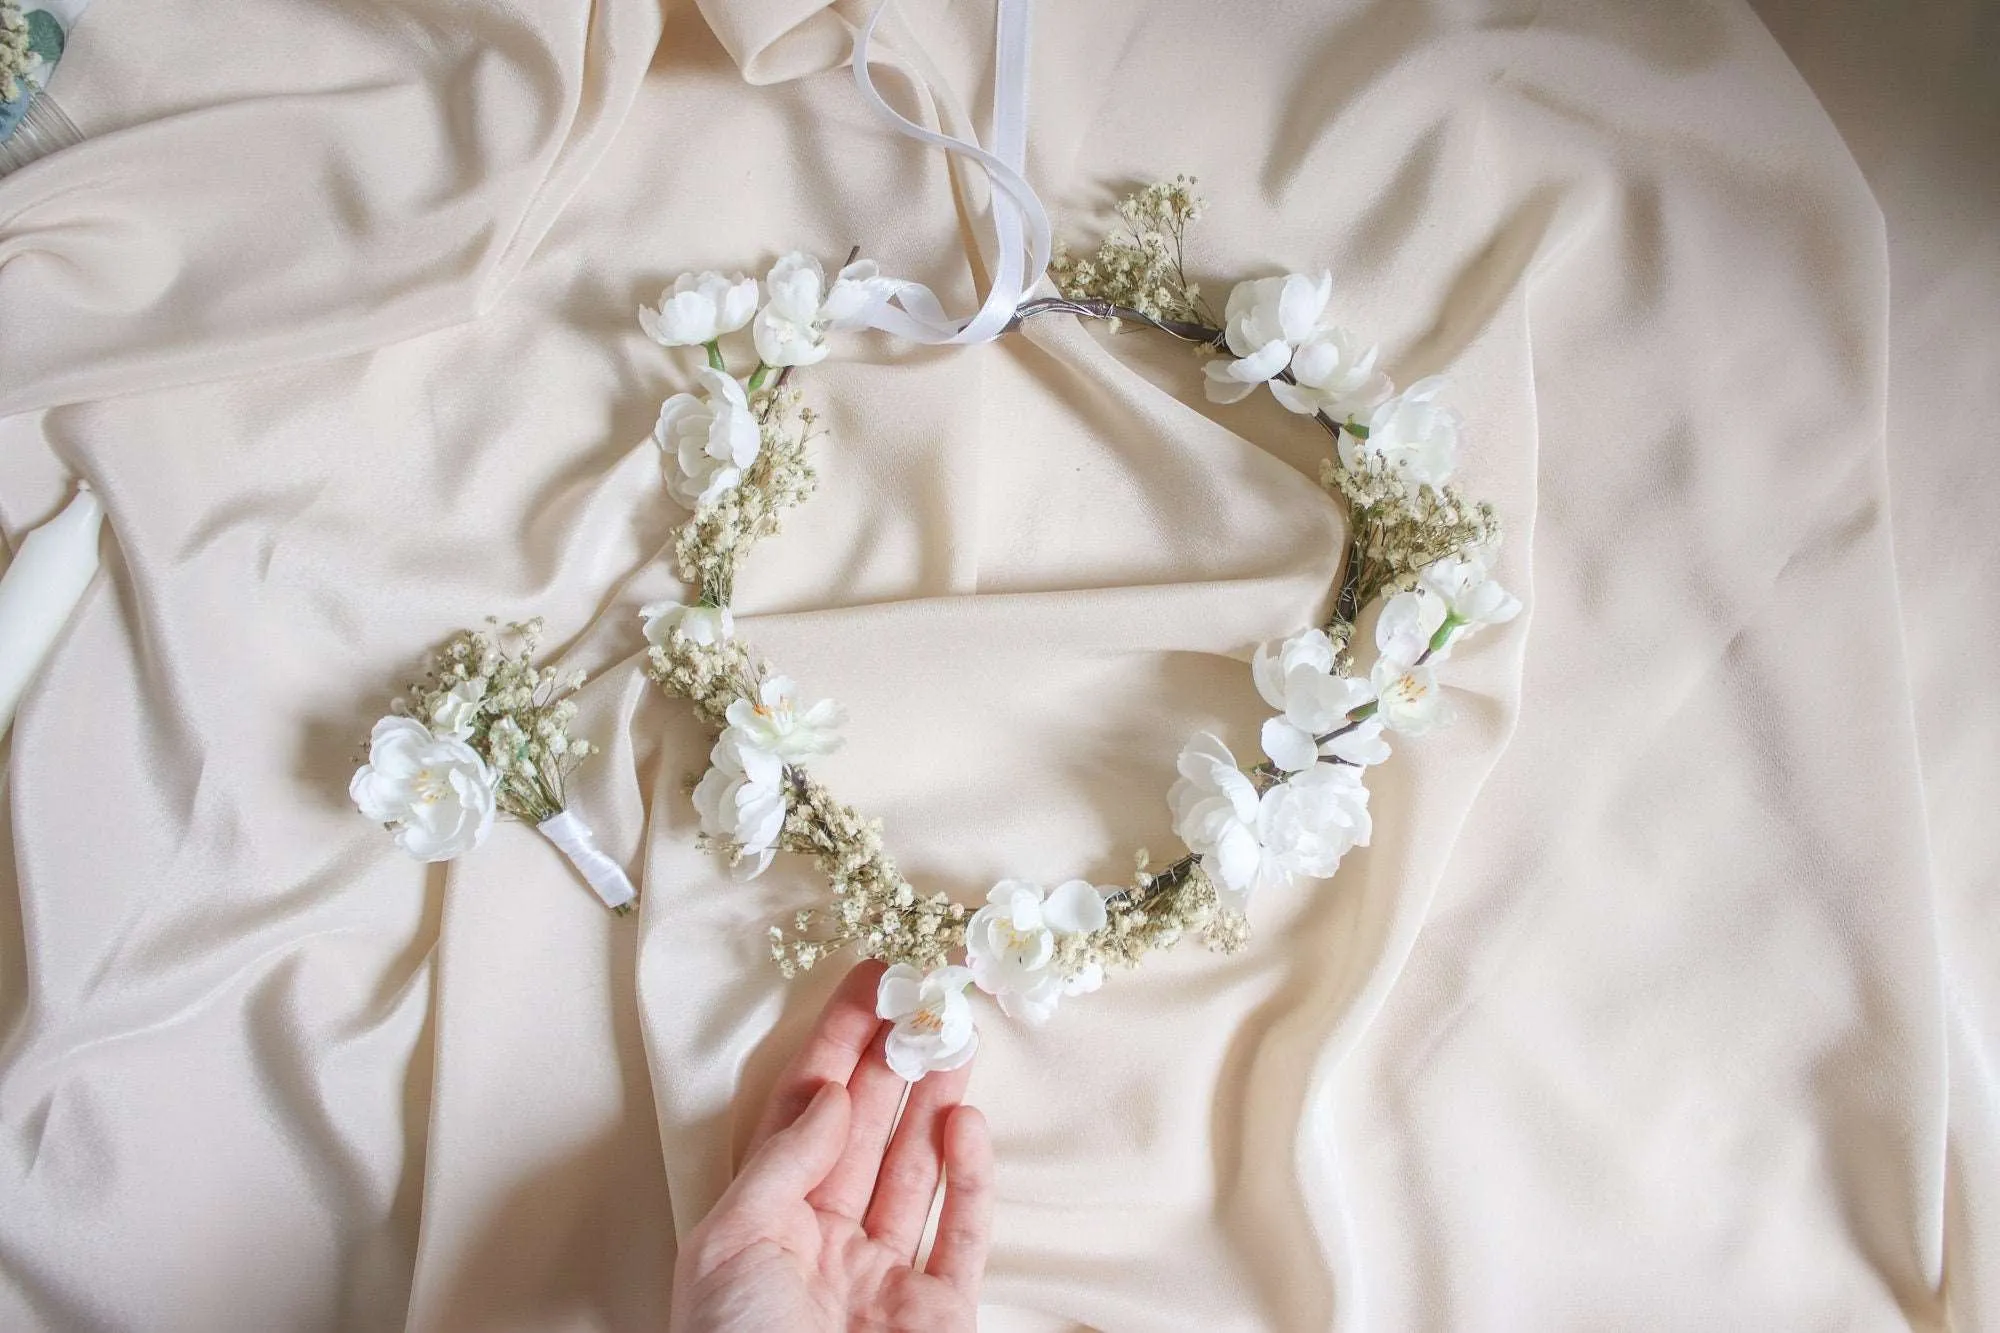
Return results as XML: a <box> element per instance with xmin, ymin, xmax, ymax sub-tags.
<box><xmin>0</xmin><ymin>483</ymin><xmax>103</xmax><ymax>739</ymax></box>
<box><xmin>537</xmin><ymin>809</ymin><xmax>638</xmax><ymax>911</ymax></box>
<box><xmin>850</xmin><ymin>0</ymin><xmax>1051</xmax><ymax>344</ymax></box>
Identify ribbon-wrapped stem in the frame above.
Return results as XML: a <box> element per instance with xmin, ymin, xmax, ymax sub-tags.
<box><xmin>537</xmin><ymin>810</ymin><xmax>638</xmax><ymax>914</ymax></box>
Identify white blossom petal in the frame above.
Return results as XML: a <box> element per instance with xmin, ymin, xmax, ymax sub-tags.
<box><xmin>1261</xmin><ymin>716</ymin><xmax>1320</xmax><ymax>773</ymax></box>
<box><xmin>878</xmin><ymin>964</ymin><xmax>980</xmax><ymax>1079</ymax></box>
<box><xmin>1275</xmin><ymin>271</ymin><xmax>1333</xmax><ymax>345</ymax></box>
<box><xmin>640</xmin><ymin>600</ymin><xmax>734</xmax><ymax>647</ymax></box>
<box><xmin>1322</xmin><ymin>717</ymin><xmax>1392</xmax><ymax>767</ymax></box>
<box><xmin>351</xmin><ymin>717</ymin><xmax>497</xmax><ymax>862</ymax></box>
<box><xmin>1376</xmin><ymin>590</ymin><xmax>1447</xmax><ymax>665</ymax></box>
<box><xmin>1043</xmin><ymin>880</ymin><xmax>1108</xmax><ymax>935</ymax></box>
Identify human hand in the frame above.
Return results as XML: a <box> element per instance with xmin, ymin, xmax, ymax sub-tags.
<box><xmin>669</xmin><ymin>960</ymin><xmax>993</xmax><ymax>1332</ymax></box>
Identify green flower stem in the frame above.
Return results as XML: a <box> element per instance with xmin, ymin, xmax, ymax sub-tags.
<box><xmin>1428</xmin><ymin>614</ymin><xmax>1463</xmax><ymax>655</ymax></box>
<box><xmin>705</xmin><ymin>341</ymin><xmax>726</xmax><ymax>373</ymax></box>
<box><xmin>746</xmin><ymin>363</ymin><xmax>770</xmax><ymax>393</ymax></box>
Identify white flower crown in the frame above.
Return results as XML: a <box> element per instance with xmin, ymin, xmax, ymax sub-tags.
<box><xmin>639</xmin><ymin>179</ymin><xmax>1519</xmax><ymax>1080</ymax></box>
<box><xmin>346</xmin><ymin>180</ymin><xmax>1516</xmax><ymax>1077</ymax></box>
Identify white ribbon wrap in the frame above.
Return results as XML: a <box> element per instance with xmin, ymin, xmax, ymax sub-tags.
<box><xmin>849</xmin><ymin>0</ymin><xmax>1051</xmax><ymax>345</ymax></box>
<box><xmin>0</xmin><ymin>483</ymin><xmax>103</xmax><ymax>739</ymax></box>
<box><xmin>537</xmin><ymin>809</ymin><xmax>638</xmax><ymax>911</ymax></box>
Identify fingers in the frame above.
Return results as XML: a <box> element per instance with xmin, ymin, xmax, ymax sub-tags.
<box><xmin>862</xmin><ymin>1061</ymin><xmax>975</xmax><ymax>1261</ymax></box>
<box><xmin>807</xmin><ymin>1023</ymin><xmax>916</xmax><ymax>1220</ymax></box>
<box><xmin>746</xmin><ymin>960</ymin><xmax>888</xmax><ymax>1157</ymax></box>
<box><xmin>924</xmin><ymin>1105</ymin><xmax>994</xmax><ymax>1297</ymax></box>
<box><xmin>719</xmin><ymin>1080</ymin><xmax>851</xmax><ymax>1218</ymax></box>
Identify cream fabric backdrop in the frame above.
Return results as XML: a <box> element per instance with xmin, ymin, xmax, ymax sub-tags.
<box><xmin>0</xmin><ymin>0</ymin><xmax>1992</xmax><ymax>1328</ymax></box>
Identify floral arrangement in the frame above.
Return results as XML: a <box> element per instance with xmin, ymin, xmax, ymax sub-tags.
<box><xmin>640</xmin><ymin>179</ymin><xmax>1519</xmax><ymax>1079</ymax></box>
<box><xmin>351</xmin><ymin>619</ymin><xmax>637</xmax><ymax>911</ymax></box>
<box><xmin>0</xmin><ymin>4</ymin><xmax>31</xmax><ymax>106</ymax></box>
<box><xmin>0</xmin><ymin>0</ymin><xmax>60</xmax><ymax>108</ymax></box>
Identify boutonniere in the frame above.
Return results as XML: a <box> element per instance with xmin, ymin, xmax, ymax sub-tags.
<box><xmin>351</xmin><ymin>619</ymin><xmax>636</xmax><ymax>912</ymax></box>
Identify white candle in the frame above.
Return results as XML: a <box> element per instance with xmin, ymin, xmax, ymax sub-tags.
<box><xmin>0</xmin><ymin>483</ymin><xmax>103</xmax><ymax>737</ymax></box>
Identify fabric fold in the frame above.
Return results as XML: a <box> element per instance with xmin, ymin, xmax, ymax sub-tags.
<box><xmin>0</xmin><ymin>0</ymin><xmax>664</xmax><ymax>418</ymax></box>
<box><xmin>0</xmin><ymin>0</ymin><xmax>1986</xmax><ymax>1327</ymax></box>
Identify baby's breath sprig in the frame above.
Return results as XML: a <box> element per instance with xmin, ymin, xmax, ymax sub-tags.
<box><xmin>398</xmin><ymin>619</ymin><xmax>595</xmax><ymax>826</ymax></box>
<box><xmin>1083</xmin><ymin>852</ymin><xmax>1244</xmax><ymax>972</ymax></box>
<box><xmin>645</xmin><ymin>624</ymin><xmax>764</xmax><ymax>729</ymax></box>
<box><xmin>1031</xmin><ymin>179</ymin><xmax>1511</xmax><ymax>653</ymax></box>
<box><xmin>0</xmin><ymin>3</ymin><xmax>34</xmax><ymax>106</ymax></box>
<box><xmin>1321</xmin><ymin>456</ymin><xmax>1501</xmax><ymax>631</ymax></box>
<box><xmin>1049</xmin><ymin>175</ymin><xmax>1215</xmax><ymax>327</ymax></box>
<box><xmin>647</xmin><ymin>624</ymin><xmax>968</xmax><ymax>975</ymax></box>
<box><xmin>771</xmin><ymin>771</ymin><xmax>968</xmax><ymax>976</ymax></box>
<box><xmin>675</xmin><ymin>388</ymin><xmax>818</xmax><ymax>608</ymax></box>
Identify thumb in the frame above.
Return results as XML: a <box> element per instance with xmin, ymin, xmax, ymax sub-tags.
<box><xmin>724</xmin><ymin>1081</ymin><xmax>852</xmax><ymax>1216</ymax></box>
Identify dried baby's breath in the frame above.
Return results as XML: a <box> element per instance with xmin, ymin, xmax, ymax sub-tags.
<box><xmin>640</xmin><ymin>194</ymin><xmax>1517</xmax><ymax>1030</ymax></box>
<box><xmin>0</xmin><ymin>2</ymin><xmax>33</xmax><ymax>104</ymax></box>
<box><xmin>675</xmin><ymin>388</ymin><xmax>817</xmax><ymax>607</ymax></box>
<box><xmin>398</xmin><ymin>618</ymin><xmax>597</xmax><ymax>825</ymax></box>
<box><xmin>1049</xmin><ymin>175</ymin><xmax>1214</xmax><ymax>326</ymax></box>
<box><xmin>1322</xmin><ymin>453</ymin><xmax>1500</xmax><ymax>626</ymax></box>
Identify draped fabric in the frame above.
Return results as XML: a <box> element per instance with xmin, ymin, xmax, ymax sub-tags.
<box><xmin>1</xmin><ymin>0</ymin><xmax>1993</xmax><ymax>1327</ymax></box>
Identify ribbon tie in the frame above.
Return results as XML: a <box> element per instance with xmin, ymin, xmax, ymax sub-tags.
<box><xmin>848</xmin><ymin>0</ymin><xmax>1052</xmax><ymax>345</ymax></box>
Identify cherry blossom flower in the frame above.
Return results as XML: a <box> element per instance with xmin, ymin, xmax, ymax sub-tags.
<box><xmin>1168</xmin><ymin>732</ymin><xmax>1266</xmax><ymax>897</ymax></box>
<box><xmin>657</xmin><ymin>368</ymin><xmax>760</xmax><ymax>508</ymax></box>
<box><xmin>1370</xmin><ymin>591</ymin><xmax>1451</xmax><ymax>735</ymax></box>
<box><xmin>639</xmin><ymin>270</ymin><xmax>759</xmax><ymax>348</ymax></box>
<box><xmin>428</xmin><ymin>679</ymin><xmax>485</xmax><ymax>740</ymax></box>
<box><xmin>351</xmin><ymin>717</ymin><xmax>497</xmax><ymax>861</ymax></box>
<box><xmin>640</xmin><ymin>600</ymin><xmax>734</xmax><ymax>647</ymax></box>
<box><xmin>1340</xmin><ymin>376</ymin><xmax>1462</xmax><ymax>493</ymax></box>
<box><xmin>691</xmin><ymin>727</ymin><xmax>787</xmax><ymax>878</ymax></box>
<box><xmin>723</xmin><ymin>676</ymin><xmax>844</xmax><ymax>760</ymax></box>
<box><xmin>1268</xmin><ymin>324</ymin><xmax>1390</xmax><ymax>419</ymax></box>
<box><xmin>1259</xmin><ymin>761</ymin><xmax>1372</xmax><ymax>880</ymax></box>
<box><xmin>1253</xmin><ymin>629</ymin><xmax>1381</xmax><ymax>773</ymax></box>
<box><xmin>1251</xmin><ymin>627</ymin><xmax>1338</xmax><ymax>706</ymax></box>
<box><xmin>1203</xmin><ymin>272</ymin><xmax>1333</xmax><ymax>404</ymax></box>
<box><xmin>1418</xmin><ymin>554</ymin><xmax>1521</xmax><ymax>656</ymax></box>
<box><xmin>964</xmin><ymin>879</ymin><xmax>1108</xmax><ymax>1024</ymax></box>
<box><xmin>876</xmin><ymin>963</ymin><xmax>980</xmax><ymax>1081</ymax></box>
<box><xmin>1170</xmin><ymin>732</ymin><xmax>1374</xmax><ymax>906</ymax></box>
<box><xmin>752</xmin><ymin>252</ymin><xmax>903</xmax><ymax>368</ymax></box>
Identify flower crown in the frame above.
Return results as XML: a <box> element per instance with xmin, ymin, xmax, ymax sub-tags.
<box><xmin>349</xmin><ymin>178</ymin><xmax>1514</xmax><ymax>1080</ymax></box>
<box><xmin>350</xmin><ymin>179</ymin><xmax>1516</xmax><ymax>1079</ymax></box>
<box><xmin>635</xmin><ymin>179</ymin><xmax>1518</xmax><ymax>1080</ymax></box>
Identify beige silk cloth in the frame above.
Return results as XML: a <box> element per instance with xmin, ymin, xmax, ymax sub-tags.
<box><xmin>0</xmin><ymin>0</ymin><xmax>1991</xmax><ymax>1328</ymax></box>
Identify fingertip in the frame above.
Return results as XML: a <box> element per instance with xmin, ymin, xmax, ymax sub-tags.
<box><xmin>927</xmin><ymin>1103</ymin><xmax>995</xmax><ymax>1295</ymax></box>
<box><xmin>726</xmin><ymin>1079</ymin><xmax>854</xmax><ymax>1211</ymax></box>
<box><xmin>946</xmin><ymin>1103</ymin><xmax>991</xmax><ymax>1170</ymax></box>
<box><xmin>840</xmin><ymin>958</ymin><xmax>888</xmax><ymax>1006</ymax></box>
<box><xmin>804</xmin><ymin>1077</ymin><xmax>850</xmax><ymax>1127</ymax></box>
<box><xmin>745</xmin><ymin>964</ymin><xmax>889</xmax><ymax>1155</ymax></box>
<box><xmin>776</xmin><ymin>1079</ymin><xmax>850</xmax><ymax>1163</ymax></box>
